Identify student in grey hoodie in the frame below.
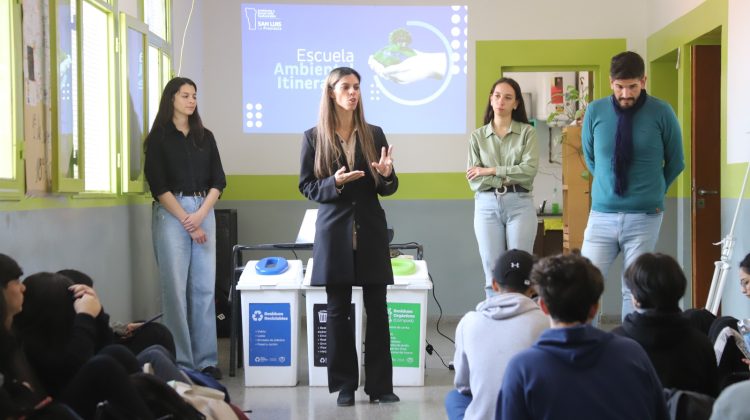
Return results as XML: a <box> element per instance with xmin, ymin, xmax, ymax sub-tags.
<box><xmin>445</xmin><ymin>249</ymin><xmax>548</xmax><ymax>420</ymax></box>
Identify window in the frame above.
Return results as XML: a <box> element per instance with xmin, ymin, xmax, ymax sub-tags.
<box><xmin>145</xmin><ymin>0</ymin><xmax>171</xmax><ymax>130</ymax></box>
<box><xmin>144</xmin><ymin>0</ymin><xmax>167</xmax><ymax>41</ymax></box>
<box><xmin>51</xmin><ymin>0</ymin><xmax>116</xmax><ymax>193</ymax></box>
<box><xmin>52</xmin><ymin>0</ymin><xmax>80</xmax><ymax>190</ymax></box>
<box><xmin>120</xmin><ymin>16</ymin><xmax>148</xmax><ymax>193</ymax></box>
<box><xmin>0</xmin><ymin>0</ymin><xmax>24</xmax><ymax>197</ymax></box>
<box><xmin>81</xmin><ymin>1</ymin><xmax>113</xmax><ymax>192</ymax></box>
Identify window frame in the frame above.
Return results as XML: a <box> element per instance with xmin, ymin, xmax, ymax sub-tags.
<box><xmin>119</xmin><ymin>14</ymin><xmax>149</xmax><ymax>194</ymax></box>
<box><xmin>50</xmin><ymin>0</ymin><xmax>117</xmax><ymax>195</ymax></box>
<box><xmin>0</xmin><ymin>0</ymin><xmax>24</xmax><ymax>199</ymax></box>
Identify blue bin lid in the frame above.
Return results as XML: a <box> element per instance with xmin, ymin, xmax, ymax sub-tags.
<box><xmin>255</xmin><ymin>257</ymin><xmax>289</xmax><ymax>275</ymax></box>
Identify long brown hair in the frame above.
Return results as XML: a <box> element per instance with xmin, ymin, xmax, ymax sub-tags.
<box><xmin>146</xmin><ymin>77</ymin><xmax>205</xmax><ymax>150</ymax></box>
<box><xmin>314</xmin><ymin>67</ymin><xmax>380</xmax><ymax>186</ymax></box>
<box><xmin>482</xmin><ymin>77</ymin><xmax>529</xmax><ymax>125</ymax></box>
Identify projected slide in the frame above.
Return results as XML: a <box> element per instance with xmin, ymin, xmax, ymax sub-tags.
<box><xmin>241</xmin><ymin>4</ymin><xmax>468</xmax><ymax>134</ymax></box>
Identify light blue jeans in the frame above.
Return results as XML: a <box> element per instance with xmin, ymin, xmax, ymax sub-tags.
<box><xmin>152</xmin><ymin>197</ymin><xmax>218</xmax><ymax>370</ymax></box>
<box><xmin>473</xmin><ymin>191</ymin><xmax>537</xmax><ymax>297</ymax></box>
<box><xmin>445</xmin><ymin>389</ymin><xmax>472</xmax><ymax>420</ymax></box>
<box><xmin>581</xmin><ymin>210</ymin><xmax>663</xmax><ymax>322</ymax></box>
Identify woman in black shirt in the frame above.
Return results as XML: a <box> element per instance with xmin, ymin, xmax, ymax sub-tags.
<box><xmin>144</xmin><ymin>77</ymin><xmax>226</xmax><ymax>379</ymax></box>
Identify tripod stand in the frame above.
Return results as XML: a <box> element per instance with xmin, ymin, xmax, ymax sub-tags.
<box><xmin>705</xmin><ymin>161</ymin><xmax>750</xmax><ymax>315</ymax></box>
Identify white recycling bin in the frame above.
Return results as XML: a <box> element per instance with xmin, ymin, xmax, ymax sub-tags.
<box><xmin>302</xmin><ymin>258</ymin><xmax>363</xmax><ymax>387</ymax></box>
<box><xmin>237</xmin><ymin>258</ymin><xmax>303</xmax><ymax>386</ymax></box>
<box><xmin>387</xmin><ymin>259</ymin><xmax>432</xmax><ymax>386</ymax></box>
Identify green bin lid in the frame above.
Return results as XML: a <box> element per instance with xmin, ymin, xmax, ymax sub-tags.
<box><xmin>391</xmin><ymin>258</ymin><xmax>417</xmax><ymax>276</ymax></box>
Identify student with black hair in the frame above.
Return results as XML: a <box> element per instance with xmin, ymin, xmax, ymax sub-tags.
<box><xmin>445</xmin><ymin>249</ymin><xmax>548</xmax><ymax>420</ymax></box>
<box><xmin>611</xmin><ymin>253</ymin><xmax>718</xmax><ymax>396</ymax></box>
<box><xmin>58</xmin><ymin>268</ymin><xmax>176</xmax><ymax>358</ymax></box>
<box><xmin>1</xmin><ymin>255</ymin><xmax>155</xmax><ymax>419</ymax></box>
<box><xmin>706</xmin><ymin>252</ymin><xmax>750</xmax><ymax>388</ymax></box>
<box><xmin>497</xmin><ymin>253</ymin><xmax>669</xmax><ymax>420</ymax></box>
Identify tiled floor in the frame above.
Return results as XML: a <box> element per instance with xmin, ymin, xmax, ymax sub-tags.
<box><xmin>219</xmin><ymin>316</ymin><xmax>620</xmax><ymax>419</ymax></box>
<box><xmin>220</xmin><ymin>316</ymin><xmax>459</xmax><ymax>419</ymax></box>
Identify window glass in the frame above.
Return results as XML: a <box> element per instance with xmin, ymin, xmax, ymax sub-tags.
<box><xmin>81</xmin><ymin>1</ymin><xmax>111</xmax><ymax>191</ymax></box>
<box><xmin>144</xmin><ymin>0</ymin><xmax>166</xmax><ymax>40</ymax></box>
<box><xmin>56</xmin><ymin>0</ymin><xmax>79</xmax><ymax>180</ymax></box>
<box><xmin>126</xmin><ymin>27</ymin><xmax>145</xmax><ymax>182</ymax></box>
<box><xmin>0</xmin><ymin>0</ymin><xmax>13</xmax><ymax>179</ymax></box>
<box><xmin>148</xmin><ymin>45</ymin><xmax>160</xmax><ymax>129</ymax></box>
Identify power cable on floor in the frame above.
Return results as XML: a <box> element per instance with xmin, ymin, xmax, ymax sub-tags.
<box><xmin>429</xmin><ymin>272</ymin><xmax>454</xmax><ymax>344</ymax></box>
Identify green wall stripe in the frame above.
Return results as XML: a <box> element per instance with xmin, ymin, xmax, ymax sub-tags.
<box><xmin>222</xmin><ymin>173</ymin><xmax>474</xmax><ymax>201</ymax></box>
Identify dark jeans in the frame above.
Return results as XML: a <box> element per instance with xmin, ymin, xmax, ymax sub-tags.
<box><xmin>119</xmin><ymin>322</ymin><xmax>176</xmax><ymax>359</ymax></box>
<box><xmin>60</xmin><ymin>353</ymin><xmax>154</xmax><ymax>419</ymax></box>
<box><xmin>326</xmin><ymin>284</ymin><xmax>393</xmax><ymax>396</ymax></box>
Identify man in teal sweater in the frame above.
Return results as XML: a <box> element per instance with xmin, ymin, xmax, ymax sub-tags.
<box><xmin>581</xmin><ymin>51</ymin><xmax>684</xmax><ymax>321</ymax></box>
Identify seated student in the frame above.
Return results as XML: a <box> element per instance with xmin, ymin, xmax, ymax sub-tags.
<box><xmin>13</xmin><ymin>272</ymin><xmax>187</xmax><ymax>399</ymax></box>
<box><xmin>707</xmin><ymin>252</ymin><xmax>750</xmax><ymax>388</ymax></box>
<box><xmin>496</xmin><ymin>253</ymin><xmax>669</xmax><ymax>420</ymax></box>
<box><xmin>58</xmin><ymin>268</ymin><xmax>176</xmax><ymax>358</ymax></box>
<box><xmin>710</xmin><ymin>379</ymin><xmax>750</xmax><ymax>420</ymax></box>
<box><xmin>611</xmin><ymin>253</ymin><xmax>719</xmax><ymax>396</ymax></box>
<box><xmin>1</xmin><ymin>255</ymin><xmax>154</xmax><ymax>419</ymax></box>
<box><xmin>445</xmin><ymin>249</ymin><xmax>548</xmax><ymax>420</ymax></box>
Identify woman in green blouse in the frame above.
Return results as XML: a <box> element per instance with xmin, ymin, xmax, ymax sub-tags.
<box><xmin>467</xmin><ymin>78</ymin><xmax>539</xmax><ymax>297</ymax></box>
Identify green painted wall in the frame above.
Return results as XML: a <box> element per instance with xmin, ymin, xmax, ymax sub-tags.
<box><xmin>647</xmin><ymin>0</ymin><xmax>738</xmax><ymax>198</ymax></box>
<box><xmin>475</xmin><ymin>38</ymin><xmax>626</xmax><ymax>127</ymax></box>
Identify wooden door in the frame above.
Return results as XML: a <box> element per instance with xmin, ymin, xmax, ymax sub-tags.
<box><xmin>691</xmin><ymin>45</ymin><xmax>722</xmax><ymax>307</ymax></box>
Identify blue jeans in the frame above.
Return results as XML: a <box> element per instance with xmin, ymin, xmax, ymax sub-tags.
<box><xmin>152</xmin><ymin>197</ymin><xmax>218</xmax><ymax>370</ymax></box>
<box><xmin>581</xmin><ymin>210</ymin><xmax>663</xmax><ymax>321</ymax></box>
<box><xmin>445</xmin><ymin>389</ymin><xmax>472</xmax><ymax>420</ymax></box>
<box><xmin>473</xmin><ymin>191</ymin><xmax>537</xmax><ymax>297</ymax></box>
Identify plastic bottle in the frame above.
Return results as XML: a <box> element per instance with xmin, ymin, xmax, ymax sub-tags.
<box><xmin>550</xmin><ymin>187</ymin><xmax>560</xmax><ymax>214</ymax></box>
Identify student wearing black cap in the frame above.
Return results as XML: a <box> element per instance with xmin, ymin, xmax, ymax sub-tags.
<box><xmin>445</xmin><ymin>249</ymin><xmax>548</xmax><ymax>420</ymax></box>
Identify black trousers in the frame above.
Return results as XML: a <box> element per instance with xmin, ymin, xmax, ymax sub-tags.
<box><xmin>325</xmin><ymin>284</ymin><xmax>394</xmax><ymax>396</ymax></box>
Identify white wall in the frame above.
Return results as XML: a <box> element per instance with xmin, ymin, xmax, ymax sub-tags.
<box><xmin>727</xmin><ymin>0</ymin><xmax>750</xmax><ymax>163</ymax></box>
<box><xmin>646</xmin><ymin>0</ymin><xmax>706</xmax><ymax>35</ymax></box>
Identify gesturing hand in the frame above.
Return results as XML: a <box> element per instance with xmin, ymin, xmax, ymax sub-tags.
<box><xmin>371</xmin><ymin>145</ymin><xmax>394</xmax><ymax>178</ymax></box>
<box><xmin>334</xmin><ymin>166</ymin><xmax>366</xmax><ymax>187</ymax></box>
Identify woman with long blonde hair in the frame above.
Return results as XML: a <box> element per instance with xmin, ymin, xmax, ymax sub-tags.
<box><xmin>299</xmin><ymin>67</ymin><xmax>399</xmax><ymax>407</ymax></box>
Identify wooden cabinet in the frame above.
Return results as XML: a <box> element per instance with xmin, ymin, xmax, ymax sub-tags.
<box><xmin>533</xmin><ymin>219</ymin><xmax>563</xmax><ymax>257</ymax></box>
<box><xmin>561</xmin><ymin>126</ymin><xmax>591</xmax><ymax>253</ymax></box>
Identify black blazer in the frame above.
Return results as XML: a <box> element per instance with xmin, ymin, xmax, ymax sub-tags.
<box><xmin>299</xmin><ymin>124</ymin><xmax>398</xmax><ymax>286</ymax></box>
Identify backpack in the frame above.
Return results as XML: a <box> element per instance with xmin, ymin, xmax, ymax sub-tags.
<box><xmin>180</xmin><ymin>368</ymin><xmax>230</xmax><ymax>403</ymax></box>
<box><xmin>664</xmin><ymin>388</ymin><xmax>715</xmax><ymax>420</ymax></box>
<box><xmin>130</xmin><ymin>373</ymin><xmax>205</xmax><ymax>420</ymax></box>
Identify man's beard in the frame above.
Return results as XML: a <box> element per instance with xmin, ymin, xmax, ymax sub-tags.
<box><xmin>617</xmin><ymin>97</ymin><xmax>635</xmax><ymax>108</ymax></box>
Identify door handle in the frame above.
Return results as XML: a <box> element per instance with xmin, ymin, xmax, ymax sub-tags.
<box><xmin>697</xmin><ymin>189</ymin><xmax>719</xmax><ymax>196</ymax></box>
